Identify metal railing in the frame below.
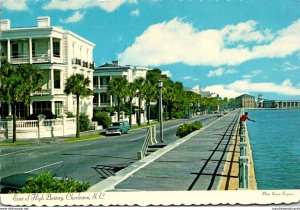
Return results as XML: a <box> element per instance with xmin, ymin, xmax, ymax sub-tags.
<box><xmin>137</xmin><ymin>126</ymin><xmax>157</xmax><ymax>159</ymax></box>
<box><xmin>239</xmin><ymin>115</ymin><xmax>249</xmax><ymax>189</ymax></box>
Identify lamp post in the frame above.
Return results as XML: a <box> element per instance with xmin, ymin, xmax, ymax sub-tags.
<box><xmin>158</xmin><ymin>80</ymin><xmax>163</xmax><ymax>141</ymax></box>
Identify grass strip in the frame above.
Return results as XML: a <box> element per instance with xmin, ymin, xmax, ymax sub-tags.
<box><xmin>65</xmin><ymin>134</ymin><xmax>104</xmax><ymax>142</ymax></box>
<box><xmin>0</xmin><ymin>142</ymin><xmax>33</xmax><ymax>147</ymax></box>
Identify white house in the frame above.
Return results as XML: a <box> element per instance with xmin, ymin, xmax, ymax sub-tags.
<box><xmin>93</xmin><ymin>60</ymin><xmax>149</xmax><ymax>108</ymax></box>
<box><xmin>0</xmin><ymin>16</ymin><xmax>95</xmax><ymax>120</ymax></box>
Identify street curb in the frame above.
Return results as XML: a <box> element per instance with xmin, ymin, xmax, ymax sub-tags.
<box><xmin>87</xmin><ymin>114</ymin><xmax>225</xmax><ymax>192</ymax></box>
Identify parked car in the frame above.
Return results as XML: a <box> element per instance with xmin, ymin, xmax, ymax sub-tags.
<box><xmin>105</xmin><ymin>121</ymin><xmax>130</xmax><ymax>135</ymax></box>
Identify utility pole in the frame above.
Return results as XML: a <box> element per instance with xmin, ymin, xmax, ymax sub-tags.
<box><xmin>158</xmin><ymin>80</ymin><xmax>163</xmax><ymax>141</ymax></box>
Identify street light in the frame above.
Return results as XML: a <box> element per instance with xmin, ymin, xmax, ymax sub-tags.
<box><xmin>158</xmin><ymin>80</ymin><xmax>163</xmax><ymax>141</ymax></box>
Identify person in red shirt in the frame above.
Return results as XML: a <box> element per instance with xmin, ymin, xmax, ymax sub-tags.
<box><xmin>239</xmin><ymin>112</ymin><xmax>255</xmax><ymax>134</ymax></box>
<box><xmin>240</xmin><ymin>112</ymin><xmax>255</xmax><ymax>123</ymax></box>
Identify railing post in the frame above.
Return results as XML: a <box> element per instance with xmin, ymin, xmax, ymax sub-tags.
<box><xmin>239</xmin><ymin>156</ymin><xmax>249</xmax><ymax>189</ymax></box>
<box><xmin>152</xmin><ymin>125</ymin><xmax>157</xmax><ymax>144</ymax></box>
<box><xmin>149</xmin><ymin>126</ymin><xmax>153</xmax><ymax>145</ymax></box>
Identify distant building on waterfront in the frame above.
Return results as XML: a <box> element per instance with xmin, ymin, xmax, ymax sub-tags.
<box><xmin>0</xmin><ymin>17</ymin><xmax>95</xmax><ymax>119</ymax></box>
<box><xmin>255</xmin><ymin>94</ymin><xmax>300</xmax><ymax>109</ymax></box>
<box><xmin>235</xmin><ymin>94</ymin><xmax>255</xmax><ymax>108</ymax></box>
<box><xmin>257</xmin><ymin>94</ymin><xmax>264</xmax><ymax>108</ymax></box>
<box><xmin>93</xmin><ymin>60</ymin><xmax>150</xmax><ymax>108</ymax></box>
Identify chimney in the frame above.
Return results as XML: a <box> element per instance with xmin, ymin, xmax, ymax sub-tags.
<box><xmin>0</xmin><ymin>19</ymin><xmax>11</xmax><ymax>30</ymax></box>
<box><xmin>37</xmin><ymin>16</ymin><xmax>50</xmax><ymax>27</ymax></box>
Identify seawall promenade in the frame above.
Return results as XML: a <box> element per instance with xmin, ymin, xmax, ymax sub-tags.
<box><xmin>88</xmin><ymin>109</ymin><xmax>257</xmax><ymax>192</ymax></box>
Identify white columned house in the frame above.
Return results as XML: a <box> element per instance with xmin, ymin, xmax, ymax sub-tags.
<box><xmin>0</xmin><ymin>16</ymin><xmax>95</xmax><ymax>120</ymax></box>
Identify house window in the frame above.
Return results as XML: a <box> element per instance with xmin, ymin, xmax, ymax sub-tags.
<box><xmin>100</xmin><ymin>93</ymin><xmax>110</xmax><ymax>104</ymax></box>
<box><xmin>32</xmin><ymin>101</ymin><xmax>51</xmax><ymax>115</ymax></box>
<box><xmin>12</xmin><ymin>43</ymin><xmax>18</xmax><ymax>58</ymax></box>
<box><xmin>54</xmin><ymin>101</ymin><xmax>63</xmax><ymax>116</ymax></box>
<box><xmin>93</xmin><ymin>77</ymin><xmax>99</xmax><ymax>88</ymax></box>
<box><xmin>54</xmin><ymin>70</ymin><xmax>61</xmax><ymax>89</ymax></box>
<box><xmin>53</xmin><ymin>41</ymin><xmax>60</xmax><ymax>57</ymax></box>
<box><xmin>93</xmin><ymin>93</ymin><xmax>99</xmax><ymax>105</ymax></box>
<box><xmin>32</xmin><ymin>42</ymin><xmax>36</xmax><ymax>57</ymax></box>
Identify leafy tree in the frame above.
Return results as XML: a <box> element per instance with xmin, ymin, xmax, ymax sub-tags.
<box><xmin>0</xmin><ymin>60</ymin><xmax>43</xmax><ymax>142</ymax></box>
<box><xmin>64</xmin><ymin>74</ymin><xmax>93</xmax><ymax>138</ymax></box>
<box><xmin>144</xmin><ymin>80</ymin><xmax>157</xmax><ymax>124</ymax></box>
<box><xmin>108</xmin><ymin>76</ymin><xmax>128</xmax><ymax>121</ymax></box>
<box><xmin>93</xmin><ymin>111</ymin><xmax>112</xmax><ymax>128</ymax></box>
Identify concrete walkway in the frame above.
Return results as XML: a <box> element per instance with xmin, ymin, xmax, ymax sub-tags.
<box><xmin>88</xmin><ymin>110</ymin><xmax>241</xmax><ymax>192</ymax></box>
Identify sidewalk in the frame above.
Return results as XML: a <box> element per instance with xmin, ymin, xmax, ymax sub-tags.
<box><xmin>88</xmin><ymin>110</ymin><xmax>240</xmax><ymax>192</ymax></box>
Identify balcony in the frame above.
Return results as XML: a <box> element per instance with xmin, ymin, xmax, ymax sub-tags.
<box><xmin>72</xmin><ymin>58</ymin><xmax>82</xmax><ymax>66</ymax></box>
<box><xmin>82</xmin><ymin>61</ymin><xmax>88</xmax><ymax>68</ymax></box>
<box><xmin>89</xmin><ymin>62</ymin><xmax>95</xmax><ymax>69</ymax></box>
<box><xmin>32</xmin><ymin>53</ymin><xmax>50</xmax><ymax>63</ymax></box>
<box><xmin>32</xmin><ymin>88</ymin><xmax>51</xmax><ymax>96</ymax></box>
<box><xmin>10</xmin><ymin>55</ymin><xmax>29</xmax><ymax>64</ymax></box>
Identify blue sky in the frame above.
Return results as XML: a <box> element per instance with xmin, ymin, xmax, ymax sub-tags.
<box><xmin>2</xmin><ymin>0</ymin><xmax>300</xmax><ymax>100</ymax></box>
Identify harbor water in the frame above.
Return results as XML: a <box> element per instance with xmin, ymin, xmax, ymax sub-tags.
<box><xmin>246</xmin><ymin>109</ymin><xmax>300</xmax><ymax>190</ymax></box>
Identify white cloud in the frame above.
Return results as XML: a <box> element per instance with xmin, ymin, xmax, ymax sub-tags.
<box><xmin>222</xmin><ymin>20</ymin><xmax>274</xmax><ymax>43</ymax></box>
<box><xmin>43</xmin><ymin>0</ymin><xmax>131</xmax><ymax>12</ymax></box>
<box><xmin>118</xmin><ymin>18</ymin><xmax>300</xmax><ymax>67</ymax></box>
<box><xmin>205</xmin><ymin>79</ymin><xmax>300</xmax><ymax>98</ymax></box>
<box><xmin>3</xmin><ymin>0</ymin><xmax>28</xmax><ymax>11</ymax></box>
<box><xmin>242</xmin><ymin>70</ymin><xmax>262</xmax><ymax>79</ymax></box>
<box><xmin>207</xmin><ymin>68</ymin><xmax>238</xmax><ymax>77</ymax></box>
<box><xmin>130</xmin><ymin>9</ymin><xmax>140</xmax><ymax>16</ymax></box>
<box><xmin>59</xmin><ymin>11</ymin><xmax>85</xmax><ymax>23</ymax></box>
<box><xmin>183</xmin><ymin>76</ymin><xmax>192</xmax><ymax>80</ymax></box>
<box><xmin>161</xmin><ymin>70</ymin><xmax>172</xmax><ymax>77</ymax></box>
<box><xmin>283</xmin><ymin>62</ymin><xmax>300</xmax><ymax>71</ymax></box>
<box><xmin>208</xmin><ymin>68</ymin><xmax>224</xmax><ymax>77</ymax></box>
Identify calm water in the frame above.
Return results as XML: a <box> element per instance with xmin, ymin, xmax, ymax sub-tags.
<box><xmin>246</xmin><ymin>109</ymin><xmax>300</xmax><ymax>190</ymax></box>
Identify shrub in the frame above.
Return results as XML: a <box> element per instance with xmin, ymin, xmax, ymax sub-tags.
<box><xmin>66</xmin><ymin>111</ymin><xmax>75</xmax><ymax>118</ymax></box>
<box><xmin>176</xmin><ymin>121</ymin><xmax>202</xmax><ymax>138</ymax></box>
<box><xmin>79</xmin><ymin>113</ymin><xmax>90</xmax><ymax>132</ymax></box>
<box><xmin>18</xmin><ymin>172</ymin><xmax>89</xmax><ymax>193</ymax></box>
<box><xmin>92</xmin><ymin>112</ymin><xmax>112</xmax><ymax>129</ymax></box>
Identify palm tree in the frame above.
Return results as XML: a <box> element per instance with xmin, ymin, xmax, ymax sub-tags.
<box><xmin>126</xmin><ymin>82</ymin><xmax>137</xmax><ymax>127</ymax></box>
<box><xmin>133</xmin><ymin>77</ymin><xmax>147</xmax><ymax>126</ymax></box>
<box><xmin>64</xmin><ymin>74</ymin><xmax>93</xmax><ymax>138</ymax></box>
<box><xmin>0</xmin><ymin>60</ymin><xmax>44</xmax><ymax>142</ymax></box>
<box><xmin>108</xmin><ymin>76</ymin><xmax>128</xmax><ymax>121</ymax></box>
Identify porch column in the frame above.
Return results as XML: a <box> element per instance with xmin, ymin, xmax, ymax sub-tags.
<box><xmin>50</xmin><ymin>37</ymin><xmax>53</xmax><ymax>63</ymax></box>
<box><xmin>50</xmin><ymin>68</ymin><xmax>54</xmax><ymax>95</ymax></box>
<box><xmin>7</xmin><ymin>39</ymin><xmax>11</xmax><ymax>62</ymax></box>
<box><xmin>110</xmin><ymin>95</ymin><xmax>113</xmax><ymax>106</ymax></box>
<box><xmin>98</xmin><ymin>76</ymin><xmax>100</xmax><ymax>89</ymax></box>
<box><xmin>8</xmin><ymin>103</ymin><xmax>12</xmax><ymax>115</ymax></box>
<box><xmin>30</xmin><ymin>102</ymin><xmax>33</xmax><ymax>115</ymax></box>
<box><xmin>98</xmin><ymin>93</ymin><xmax>101</xmax><ymax>107</ymax></box>
<box><xmin>51</xmin><ymin>100</ymin><xmax>55</xmax><ymax>115</ymax></box>
<box><xmin>29</xmin><ymin>38</ymin><xmax>32</xmax><ymax>64</ymax></box>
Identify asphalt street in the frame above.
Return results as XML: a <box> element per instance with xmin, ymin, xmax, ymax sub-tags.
<box><xmin>0</xmin><ymin>114</ymin><xmax>218</xmax><ymax>186</ymax></box>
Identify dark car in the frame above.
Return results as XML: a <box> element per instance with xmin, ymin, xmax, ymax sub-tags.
<box><xmin>105</xmin><ymin>121</ymin><xmax>130</xmax><ymax>135</ymax></box>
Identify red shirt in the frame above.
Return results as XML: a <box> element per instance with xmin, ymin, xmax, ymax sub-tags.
<box><xmin>240</xmin><ymin>114</ymin><xmax>250</xmax><ymax>122</ymax></box>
